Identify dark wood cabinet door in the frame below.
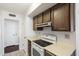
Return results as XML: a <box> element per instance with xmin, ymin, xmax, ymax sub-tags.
<box><xmin>28</xmin><ymin>40</ymin><xmax>31</xmax><ymax>56</ymax></box>
<box><xmin>37</xmin><ymin>13</ymin><xmax>42</xmax><ymax>24</ymax></box>
<box><xmin>33</xmin><ymin>16</ymin><xmax>38</xmax><ymax>30</ymax></box>
<box><xmin>53</xmin><ymin>4</ymin><xmax>70</xmax><ymax>31</ymax></box>
<box><xmin>43</xmin><ymin>9</ymin><xmax>51</xmax><ymax>23</ymax></box>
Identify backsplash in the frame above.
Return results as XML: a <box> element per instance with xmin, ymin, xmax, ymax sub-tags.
<box><xmin>35</xmin><ymin>27</ymin><xmax>76</xmax><ymax>42</ymax></box>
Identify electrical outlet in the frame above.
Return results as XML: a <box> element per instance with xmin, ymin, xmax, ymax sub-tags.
<box><xmin>65</xmin><ymin>34</ymin><xmax>70</xmax><ymax>39</ymax></box>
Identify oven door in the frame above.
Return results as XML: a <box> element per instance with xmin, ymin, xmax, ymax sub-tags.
<box><xmin>31</xmin><ymin>42</ymin><xmax>44</xmax><ymax>56</ymax></box>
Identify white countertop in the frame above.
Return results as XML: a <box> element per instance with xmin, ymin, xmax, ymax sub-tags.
<box><xmin>26</xmin><ymin>36</ymin><xmax>76</xmax><ymax>56</ymax></box>
<box><xmin>44</xmin><ymin>39</ymin><xmax>76</xmax><ymax>56</ymax></box>
<box><xmin>26</xmin><ymin>35</ymin><xmax>42</xmax><ymax>41</ymax></box>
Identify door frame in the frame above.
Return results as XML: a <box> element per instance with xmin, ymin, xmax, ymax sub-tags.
<box><xmin>2</xmin><ymin>18</ymin><xmax>20</xmax><ymax>55</ymax></box>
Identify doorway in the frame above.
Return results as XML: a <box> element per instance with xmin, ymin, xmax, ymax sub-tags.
<box><xmin>4</xmin><ymin>19</ymin><xmax>19</xmax><ymax>53</ymax></box>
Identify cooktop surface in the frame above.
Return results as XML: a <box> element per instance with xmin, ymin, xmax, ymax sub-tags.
<box><xmin>34</xmin><ymin>39</ymin><xmax>53</xmax><ymax>47</ymax></box>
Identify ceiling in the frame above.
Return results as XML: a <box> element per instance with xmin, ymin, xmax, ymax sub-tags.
<box><xmin>0</xmin><ymin>3</ymin><xmax>32</xmax><ymax>14</ymax></box>
<box><xmin>28</xmin><ymin>3</ymin><xmax>56</xmax><ymax>17</ymax></box>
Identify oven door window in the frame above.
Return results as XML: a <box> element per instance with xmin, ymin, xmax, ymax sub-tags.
<box><xmin>33</xmin><ymin>48</ymin><xmax>41</xmax><ymax>56</ymax></box>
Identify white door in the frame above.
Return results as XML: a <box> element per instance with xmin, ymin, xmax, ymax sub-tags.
<box><xmin>4</xmin><ymin>19</ymin><xmax>19</xmax><ymax>47</ymax></box>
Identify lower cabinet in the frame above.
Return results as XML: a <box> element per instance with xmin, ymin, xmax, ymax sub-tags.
<box><xmin>44</xmin><ymin>49</ymin><xmax>56</xmax><ymax>56</ymax></box>
<box><xmin>28</xmin><ymin>40</ymin><xmax>31</xmax><ymax>56</ymax></box>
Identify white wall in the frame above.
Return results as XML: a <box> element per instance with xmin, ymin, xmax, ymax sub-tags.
<box><xmin>75</xmin><ymin>3</ymin><xmax>79</xmax><ymax>56</ymax></box>
<box><xmin>24</xmin><ymin>16</ymin><xmax>36</xmax><ymax>37</ymax></box>
<box><xmin>0</xmin><ymin>15</ymin><xmax>1</xmax><ymax>55</ymax></box>
<box><xmin>0</xmin><ymin>12</ymin><xmax>3</xmax><ymax>55</ymax></box>
<box><xmin>0</xmin><ymin>10</ymin><xmax>24</xmax><ymax>55</ymax></box>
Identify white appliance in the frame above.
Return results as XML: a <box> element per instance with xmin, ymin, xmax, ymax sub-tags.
<box><xmin>31</xmin><ymin>35</ymin><xmax>57</xmax><ymax>56</ymax></box>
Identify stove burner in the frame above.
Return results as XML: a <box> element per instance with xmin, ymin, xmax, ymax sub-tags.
<box><xmin>34</xmin><ymin>39</ymin><xmax>53</xmax><ymax>47</ymax></box>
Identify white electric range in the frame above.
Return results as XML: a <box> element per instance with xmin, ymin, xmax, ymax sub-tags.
<box><xmin>31</xmin><ymin>35</ymin><xmax>57</xmax><ymax>56</ymax></box>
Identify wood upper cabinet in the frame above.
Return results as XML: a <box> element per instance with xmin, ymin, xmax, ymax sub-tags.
<box><xmin>33</xmin><ymin>3</ymin><xmax>72</xmax><ymax>31</ymax></box>
<box><xmin>43</xmin><ymin>9</ymin><xmax>51</xmax><ymax>23</ymax></box>
<box><xmin>33</xmin><ymin>15</ymin><xmax>43</xmax><ymax>31</ymax></box>
<box><xmin>37</xmin><ymin>13</ymin><xmax>42</xmax><ymax>24</ymax></box>
<box><xmin>33</xmin><ymin>16</ymin><xmax>38</xmax><ymax>30</ymax></box>
<box><xmin>51</xmin><ymin>4</ymin><xmax>70</xmax><ymax>31</ymax></box>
